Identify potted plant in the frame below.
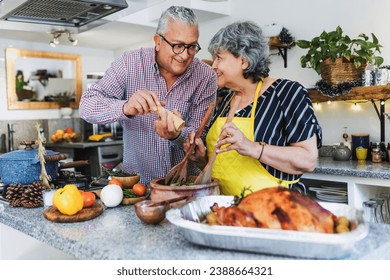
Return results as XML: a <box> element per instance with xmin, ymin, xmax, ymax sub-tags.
<box><xmin>295</xmin><ymin>26</ymin><xmax>383</xmax><ymax>85</ymax></box>
<box><xmin>55</xmin><ymin>92</ymin><xmax>75</xmax><ymax>118</ymax></box>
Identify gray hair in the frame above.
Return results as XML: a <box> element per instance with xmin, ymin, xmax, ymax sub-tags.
<box><xmin>208</xmin><ymin>21</ymin><xmax>270</xmax><ymax>82</ymax></box>
<box><xmin>156</xmin><ymin>6</ymin><xmax>198</xmax><ymax>35</ymax></box>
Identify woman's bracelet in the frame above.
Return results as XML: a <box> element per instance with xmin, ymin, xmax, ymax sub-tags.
<box><xmin>257</xmin><ymin>142</ymin><xmax>266</xmax><ymax>161</ymax></box>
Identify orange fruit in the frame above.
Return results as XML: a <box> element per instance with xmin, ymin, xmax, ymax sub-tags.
<box><xmin>132</xmin><ymin>183</ymin><xmax>146</xmax><ymax>196</ymax></box>
<box><xmin>108</xmin><ymin>178</ymin><xmax>123</xmax><ymax>188</ymax></box>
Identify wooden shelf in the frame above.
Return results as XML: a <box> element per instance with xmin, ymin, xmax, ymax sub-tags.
<box><xmin>268</xmin><ymin>38</ymin><xmax>294</xmax><ymax>68</ymax></box>
<box><xmin>308</xmin><ymin>85</ymin><xmax>390</xmax><ymax>103</ymax></box>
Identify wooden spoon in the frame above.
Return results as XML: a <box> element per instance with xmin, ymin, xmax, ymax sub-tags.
<box><xmin>194</xmin><ymin>95</ymin><xmax>241</xmax><ymax>185</ymax></box>
<box><xmin>164</xmin><ymin>103</ymin><xmax>215</xmax><ymax>185</ymax></box>
<box><xmin>148</xmin><ymin>195</ymin><xmax>190</xmax><ymax>207</ymax></box>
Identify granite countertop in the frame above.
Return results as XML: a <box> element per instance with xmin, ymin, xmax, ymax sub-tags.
<box><xmin>45</xmin><ymin>140</ymin><xmax>123</xmax><ymax>149</ymax></box>
<box><xmin>2</xmin><ymin>156</ymin><xmax>390</xmax><ymax>260</ymax></box>
<box><xmin>1</xmin><ymin>200</ymin><xmax>390</xmax><ymax>260</ymax></box>
<box><xmin>313</xmin><ymin>157</ymin><xmax>390</xmax><ymax>180</ymax></box>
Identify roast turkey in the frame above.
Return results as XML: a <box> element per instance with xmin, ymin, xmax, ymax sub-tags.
<box><xmin>211</xmin><ymin>187</ymin><xmax>336</xmax><ymax>233</ymax></box>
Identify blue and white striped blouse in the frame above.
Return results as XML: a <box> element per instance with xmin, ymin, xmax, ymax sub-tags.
<box><xmin>208</xmin><ymin>78</ymin><xmax>322</xmax><ymax>182</ymax></box>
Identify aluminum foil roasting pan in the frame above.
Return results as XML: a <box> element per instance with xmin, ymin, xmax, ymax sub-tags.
<box><xmin>165</xmin><ymin>195</ymin><xmax>368</xmax><ymax>259</ymax></box>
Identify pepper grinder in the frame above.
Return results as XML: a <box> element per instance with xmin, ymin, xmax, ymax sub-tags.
<box><xmin>342</xmin><ymin>127</ymin><xmax>349</xmax><ymax>142</ymax></box>
<box><xmin>0</xmin><ymin>133</ymin><xmax>6</xmax><ymax>153</ymax></box>
<box><xmin>7</xmin><ymin>123</ymin><xmax>15</xmax><ymax>152</ymax></box>
<box><xmin>342</xmin><ymin>127</ymin><xmax>351</xmax><ymax>149</ymax></box>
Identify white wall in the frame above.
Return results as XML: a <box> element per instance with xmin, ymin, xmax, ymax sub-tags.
<box><xmin>2</xmin><ymin>0</ymin><xmax>390</xmax><ymax>145</ymax></box>
<box><xmin>192</xmin><ymin>0</ymin><xmax>390</xmax><ymax>145</ymax></box>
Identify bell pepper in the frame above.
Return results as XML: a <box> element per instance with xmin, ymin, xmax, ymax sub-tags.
<box><xmin>53</xmin><ymin>184</ymin><xmax>83</xmax><ymax>215</ymax></box>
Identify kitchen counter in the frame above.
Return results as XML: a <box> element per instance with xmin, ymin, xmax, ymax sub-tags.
<box><xmin>2</xmin><ymin>157</ymin><xmax>390</xmax><ymax>260</ymax></box>
<box><xmin>45</xmin><ymin>140</ymin><xmax>123</xmax><ymax>149</ymax></box>
<box><xmin>1</xmin><ymin>200</ymin><xmax>390</xmax><ymax>260</ymax></box>
<box><xmin>312</xmin><ymin>157</ymin><xmax>390</xmax><ymax>180</ymax></box>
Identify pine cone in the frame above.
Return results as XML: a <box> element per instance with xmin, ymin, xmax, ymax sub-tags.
<box><xmin>5</xmin><ymin>184</ymin><xmax>25</xmax><ymax>207</ymax></box>
<box><xmin>21</xmin><ymin>184</ymin><xmax>44</xmax><ymax>208</ymax></box>
<box><xmin>279</xmin><ymin>27</ymin><xmax>294</xmax><ymax>45</ymax></box>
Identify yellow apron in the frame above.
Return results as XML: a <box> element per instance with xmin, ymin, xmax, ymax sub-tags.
<box><xmin>206</xmin><ymin>81</ymin><xmax>299</xmax><ymax>196</ymax></box>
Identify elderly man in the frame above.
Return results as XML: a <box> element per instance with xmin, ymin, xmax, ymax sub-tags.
<box><xmin>79</xmin><ymin>6</ymin><xmax>217</xmax><ymax>184</ymax></box>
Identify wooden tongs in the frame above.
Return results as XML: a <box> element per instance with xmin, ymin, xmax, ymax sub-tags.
<box><xmin>165</xmin><ymin>103</ymin><xmax>215</xmax><ymax>185</ymax></box>
<box><xmin>194</xmin><ymin>95</ymin><xmax>241</xmax><ymax>185</ymax></box>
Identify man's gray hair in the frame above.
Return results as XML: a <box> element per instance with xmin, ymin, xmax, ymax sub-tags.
<box><xmin>156</xmin><ymin>6</ymin><xmax>198</xmax><ymax>35</ymax></box>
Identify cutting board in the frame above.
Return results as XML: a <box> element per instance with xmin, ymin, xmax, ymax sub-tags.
<box><xmin>43</xmin><ymin>202</ymin><xmax>103</xmax><ymax>223</ymax></box>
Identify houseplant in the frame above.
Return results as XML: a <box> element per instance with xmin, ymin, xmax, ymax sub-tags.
<box><xmin>295</xmin><ymin>26</ymin><xmax>383</xmax><ymax>85</ymax></box>
<box><xmin>55</xmin><ymin>91</ymin><xmax>75</xmax><ymax>118</ymax></box>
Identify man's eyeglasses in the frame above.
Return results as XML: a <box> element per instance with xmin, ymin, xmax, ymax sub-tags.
<box><xmin>159</xmin><ymin>34</ymin><xmax>201</xmax><ymax>55</ymax></box>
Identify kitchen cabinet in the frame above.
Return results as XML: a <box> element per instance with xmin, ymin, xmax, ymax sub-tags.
<box><xmin>301</xmin><ymin>157</ymin><xmax>390</xmax><ymax>209</ymax></box>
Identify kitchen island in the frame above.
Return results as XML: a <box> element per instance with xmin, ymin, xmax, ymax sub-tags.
<box><xmin>2</xmin><ymin>156</ymin><xmax>390</xmax><ymax>260</ymax></box>
<box><xmin>0</xmin><ymin>198</ymin><xmax>390</xmax><ymax>260</ymax></box>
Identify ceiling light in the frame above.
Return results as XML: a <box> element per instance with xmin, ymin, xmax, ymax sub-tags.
<box><xmin>68</xmin><ymin>33</ymin><xmax>78</xmax><ymax>46</ymax></box>
<box><xmin>49</xmin><ymin>30</ymin><xmax>78</xmax><ymax>47</ymax></box>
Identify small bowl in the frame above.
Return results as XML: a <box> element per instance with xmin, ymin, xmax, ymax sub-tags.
<box><xmin>134</xmin><ymin>200</ymin><xmax>169</xmax><ymax>225</ymax></box>
<box><xmin>112</xmin><ymin>175</ymin><xmax>140</xmax><ymax>188</ymax></box>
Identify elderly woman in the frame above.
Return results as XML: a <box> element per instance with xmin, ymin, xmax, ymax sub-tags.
<box><xmin>188</xmin><ymin>21</ymin><xmax>322</xmax><ymax>196</ymax></box>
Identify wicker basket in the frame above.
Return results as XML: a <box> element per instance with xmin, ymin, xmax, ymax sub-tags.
<box><xmin>321</xmin><ymin>57</ymin><xmax>366</xmax><ymax>85</ymax></box>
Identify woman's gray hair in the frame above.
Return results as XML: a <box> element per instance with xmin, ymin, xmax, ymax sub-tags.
<box><xmin>208</xmin><ymin>21</ymin><xmax>270</xmax><ymax>82</ymax></box>
<box><xmin>156</xmin><ymin>6</ymin><xmax>198</xmax><ymax>35</ymax></box>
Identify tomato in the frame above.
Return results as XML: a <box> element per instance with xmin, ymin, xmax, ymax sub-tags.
<box><xmin>108</xmin><ymin>178</ymin><xmax>123</xmax><ymax>188</ymax></box>
<box><xmin>132</xmin><ymin>183</ymin><xmax>146</xmax><ymax>196</ymax></box>
<box><xmin>79</xmin><ymin>190</ymin><xmax>96</xmax><ymax>208</ymax></box>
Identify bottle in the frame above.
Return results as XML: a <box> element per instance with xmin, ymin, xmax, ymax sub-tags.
<box><xmin>363</xmin><ymin>57</ymin><xmax>377</xmax><ymax>86</ymax></box>
<box><xmin>372</xmin><ymin>147</ymin><xmax>382</xmax><ymax>163</ymax></box>
<box><xmin>387</xmin><ymin>143</ymin><xmax>390</xmax><ymax>162</ymax></box>
<box><xmin>380</xmin><ymin>142</ymin><xmax>387</xmax><ymax>161</ymax></box>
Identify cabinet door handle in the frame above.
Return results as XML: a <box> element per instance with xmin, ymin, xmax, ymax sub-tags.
<box><xmin>102</xmin><ymin>153</ymin><xmax>119</xmax><ymax>159</ymax></box>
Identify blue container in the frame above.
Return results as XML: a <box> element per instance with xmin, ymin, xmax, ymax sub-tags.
<box><xmin>0</xmin><ymin>149</ymin><xmax>60</xmax><ymax>185</ymax></box>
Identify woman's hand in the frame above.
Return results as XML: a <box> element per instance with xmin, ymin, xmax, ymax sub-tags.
<box><xmin>184</xmin><ymin>131</ymin><xmax>208</xmax><ymax>169</ymax></box>
<box><xmin>215</xmin><ymin>122</ymin><xmax>259</xmax><ymax>159</ymax></box>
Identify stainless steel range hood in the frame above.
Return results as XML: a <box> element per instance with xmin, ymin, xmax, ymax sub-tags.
<box><xmin>0</xmin><ymin>0</ymin><xmax>128</xmax><ymax>27</ymax></box>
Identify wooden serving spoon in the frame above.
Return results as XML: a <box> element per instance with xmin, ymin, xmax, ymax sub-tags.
<box><xmin>164</xmin><ymin>103</ymin><xmax>215</xmax><ymax>185</ymax></box>
<box><xmin>194</xmin><ymin>95</ymin><xmax>241</xmax><ymax>185</ymax></box>
<box><xmin>148</xmin><ymin>195</ymin><xmax>190</xmax><ymax>207</ymax></box>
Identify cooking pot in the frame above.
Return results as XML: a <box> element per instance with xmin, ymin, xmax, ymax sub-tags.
<box><xmin>0</xmin><ymin>148</ymin><xmax>67</xmax><ymax>185</ymax></box>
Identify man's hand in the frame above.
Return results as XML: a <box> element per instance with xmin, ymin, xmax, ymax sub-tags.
<box><xmin>154</xmin><ymin>108</ymin><xmax>181</xmax><ymax>140</ymax></box>
<box><xmin>123</xmin><ymin>89</ymin><xmax>161</xmax><ymax>116</ymax></box>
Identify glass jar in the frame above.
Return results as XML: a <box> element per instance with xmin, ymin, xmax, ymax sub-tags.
<box><xmin>363</xmin><ymin>200</ymin><xmax>383</xmax><ymax>223</ymax></box>
<box><xmin>372</xmin><ymin>147</ymin><xmax>382</xmax><ymax>163</ymax></box>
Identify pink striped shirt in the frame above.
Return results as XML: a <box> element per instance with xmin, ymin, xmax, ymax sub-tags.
<box><xmin>80</xmin><ymin>48</ymin><xmax>217</xmax><ymax>184</ymax></box>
